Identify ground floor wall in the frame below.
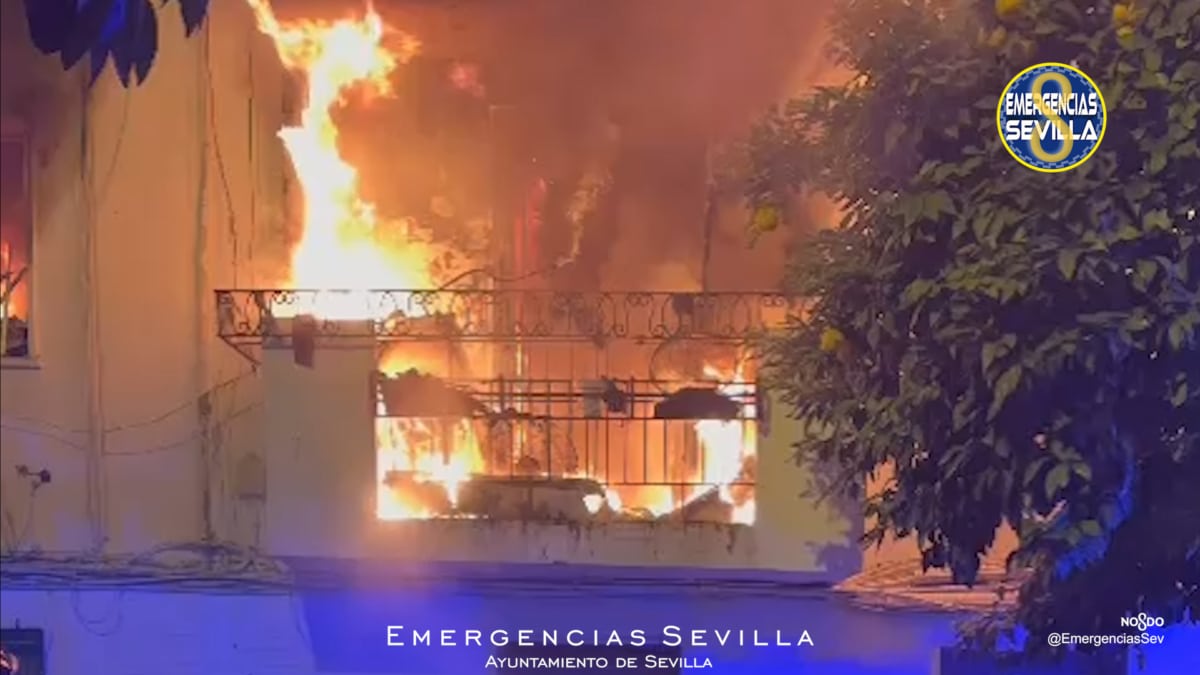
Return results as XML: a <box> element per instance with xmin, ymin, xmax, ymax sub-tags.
<box><xmin>2</xmin><ymin>570</ymin><xmax>1196</xmax><ymax>675</ymax></box>
<box><xmin>2</xmin><ymin>581</ymin><xmax>952</xmax><ymax>675</ymax></box>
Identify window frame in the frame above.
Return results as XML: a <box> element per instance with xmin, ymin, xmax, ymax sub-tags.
<box><xmin>1</xmin><ymin>115</ymin><xmax>37</xmax><ymax>368</ymax></box>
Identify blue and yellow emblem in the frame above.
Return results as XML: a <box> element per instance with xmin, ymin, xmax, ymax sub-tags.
<box><xmin>997</xmin><ymin>62</ymin><xmax>1106</xmax><ymax>173</ymax></box>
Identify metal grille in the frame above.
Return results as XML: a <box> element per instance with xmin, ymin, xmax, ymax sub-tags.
<box><xmin>215</xmin><ymin>288</ymin><xmax>793</xmax><ymax>523</ymax></box>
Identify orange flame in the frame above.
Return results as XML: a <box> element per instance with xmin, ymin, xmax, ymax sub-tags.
<box><xmin>694</xmin><ymin>364</ymin><xmax>757</xmax><ymax>524</ymax></box>
<box><xmin>247</xmin><ymin>0</ymin><xmax>441</xmax><ymax>320</ymax></box>
<box><xmin>248</xmin><ymin>1</ymin><xmax>756</xmax><ymax>524</ymax></box>
<box><xmin>248</xmin><ymin>0</ymin><xmax>484</xmax><ymax>519</ymax></box>
<box><xmin>374</xmin><ymin>349</ymin><xmax>487</xmax><ymax>519</ymax></box>
<box><xmin>582</xmin><ymin>363</ymin><xmax>758</xmax><ymax>524</ymax></box>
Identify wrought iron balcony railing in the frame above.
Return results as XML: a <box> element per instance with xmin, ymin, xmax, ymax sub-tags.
<box><xmin>215</xmin><ymin>288</ymin><xmax>796</xmax><ymax>355</ymax></box>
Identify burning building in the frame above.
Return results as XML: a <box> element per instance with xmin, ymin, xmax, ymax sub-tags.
<box><xmin>12</xmin><ymin>2</ymin><xmax>1180</xmax><ymax>674</ymax></box>
<box><xmin>199</xmin><ymin>0</ymin><xmax>854</xmax><ymax>567</ymax></box>
<box><xmin>0</xmin><ymin>1</ymin><xmax>884</xmax><ymax>670</ymax></box>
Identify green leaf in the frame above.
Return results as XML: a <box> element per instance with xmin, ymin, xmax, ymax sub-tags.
<box><xmin>1024</xmin><ymin>456</ymin><xmax>1050</xmax><ymax>487</ymax></box>
<box><xmin>989</xmin><ymin>364</ymin><xmax>1023</xmax><ymax>420</ymax></box>
<box><xmin>1168</xmin><ymin>318</ymin><xmax>1192</xmax><ymax>350</ymax></box>
<box><xmin>940</xmin><ymin>447</ymin><xmax>969</xmax><ymax>477</ymax></box>
<box><xmin>922</xmin><ymin>190</ymin><xmax>955</xmax><ymax>219</ymax></box>
<box><xmin>1057</xmin><ymin>3</ymin><xmax>1083</xmax><ymax>22</ymax></box>
<box><xmin>1065</xmin><ymin>527</ymin><xmax>1084</xmax><ymax>547</ymax></box>
<box><xmin>1033</xmin><ymin>20</ymin><xmax>1059</xmax><ymax>36</ymax></box>
<box><xmin>1051</xmin><ymin>441</ymin><xmax>1082</xmax><ymax>463</ymax></box>
<box><xmin>1147</xmin><ymin>148</ymin><xmax>1168</xmax><ymax>174</ymax></box>
<box><xmin>1133</xmin><ymin>259</ymin><xmax>1158</xmax><ymax>291</ymax></box>
<box><xmin>1045</xmin><ymin>463</ymin><xmax>1071</xmax><ymax>499</ymax></box>
<box><xmin>896</xmin><ymin>194</ymin><xmax>923</xmax><ymax>226</ymax></box>
<box><xmin>1173</xmin><ymin>60</ymin><xmax>1200</xmax><ymax>86</ymax></box>
<box><xmin>1171</xmin><ymin>140</ymin><xmax>1199</xmax><ymax>158</ymax></box>
<box><xmin>1143</xmin><ymin>209</ymin><xmax>1170</xmax><ymax>230</ymax></box>
<box><xmin>1114</xmin><ymin>225</ymin><xmax>1140</xmax><ymax>241</ymax></box>
<box><xmin>1057</xmin><ymin>249</ymin><xmax>1081</xmax><ymax>280</ymax></box>
<box><xmin>901</xmin><ymin>278</ymin><xmax>935</xmax><ymax>308</ymax></box>
<box><xmin>952</xmin><ymin>396</ymin><xmax>977</xmax><ymax>431</ymax></box>
<box><xmin>972</xmin><ymin>209</ymin><xmax>996</xmax><ymax>241</ymax></box>
<box><xmin>1125</xmin><ymin>179</ymin><xmax>1153</xmax><ymax>201</ymax></box>
<box><xmin>1145</xmin><ymin>49</ymin><xmax>1163</xmax><ymax>74</ymax></box>
<box><xmin>1079</xmin><ymin>520</ymin><xmax>1103</xmax><ymax>537</ymax></box>
<box><xmin>814</xmin><ymin>419</ymin><xmax>836</xmax><ymax>441</ymax></box>
<box><xmin>982</xmin><ymin>334</ymin><xmax>1016</xmax><ymax>373</ymax></box>
<box><xmin>1170</xmin><ymin>380</ymin><xmax>1188</xmax><ymax>407</ymax></box>
<box><xmin>1171</xmin><ymin>2</ymin><xmax>1200</xmax><ymax>30</ymax></box>
<box><xmin>1072</xmin><ymin>463</ymin><xmax>1093</xmax><ymax>483</ymax></box>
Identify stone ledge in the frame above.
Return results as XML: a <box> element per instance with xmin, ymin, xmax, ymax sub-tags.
<box><xmin>835</xmin><ymin>558</ymin><xmax>1022</xmax><ymax>612</ymax></box>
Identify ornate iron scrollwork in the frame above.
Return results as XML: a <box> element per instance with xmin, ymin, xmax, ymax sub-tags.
<box><xmin>215</xmin><ymin>288</ymin><xmax>794</xmax><ymax>346</ymax></box>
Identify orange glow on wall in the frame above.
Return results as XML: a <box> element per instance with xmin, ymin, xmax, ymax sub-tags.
<box><xmin>0</xmin><ymin>132</ymin><xmax>32</xmax><ymax>357</ymax></box>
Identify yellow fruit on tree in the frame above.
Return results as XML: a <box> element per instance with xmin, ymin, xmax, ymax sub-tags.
<box><xmin>752</xmin><ymin>205</ymin><xmax>781</xmax><ymax>233</ymax></box>
<box><xmin>995</xmin><ymin>0</ymin><xmax>1025</xmax><ymax>20</ymax></box>
<box><xmin>820</xmin><ymin>327</ymin><xmax>846</xmax><ymax>353</ymax></box>
<box><xmin>1112</xmin><ymin>3</ymin><xmax>1139</xmax><ymax>27</ymax></box>
<box><xmin>987</xmin><ymin>26</ymin><xmax>1008</xmax><ymax>48</ymax></box>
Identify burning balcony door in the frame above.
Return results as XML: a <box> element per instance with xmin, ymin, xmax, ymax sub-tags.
<box><xmin>372</xmin><ymin>331</ymin><xmax>757</xmax><ymax>525</ymax></box>
<box><xmin>245</xmin><ymin>0</ymin><xmax>757</xmax><ymax>528</ymax></box>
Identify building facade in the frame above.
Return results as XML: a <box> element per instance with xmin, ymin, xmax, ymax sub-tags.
<box><xmin>1</xmin><ymin>2</ymin><xmax>1196</xmax><ymax>675</ymax></box>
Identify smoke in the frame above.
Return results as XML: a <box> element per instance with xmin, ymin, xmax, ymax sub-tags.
<box><xmin>281</xmin><ymin>0</ymin><xmax>840</xmax><ymax>291</ymax></box>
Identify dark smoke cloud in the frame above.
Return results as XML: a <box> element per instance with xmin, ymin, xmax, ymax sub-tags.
<box><xmin>282</xmin><ymin>0</ymin><xmax>839</xmax><ymax>291</ymax></box>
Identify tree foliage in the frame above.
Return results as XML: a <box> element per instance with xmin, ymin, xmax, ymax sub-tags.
<box><xmin>747</xmin><ymin>0</ymin><xmax>1199</xmax><ymax>652</ymax></box>
<box><xmin>24</xmin><ymin>0</ymin><xmax>210</xmax><ymax>87</ymax></box>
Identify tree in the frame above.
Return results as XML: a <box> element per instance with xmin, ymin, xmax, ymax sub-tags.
<box><xmin>746</xmin><ymin>0</ymin><xmax>1199</xmax><ymax>654</ymax></box>
<box><xmin>23</xmin><ymin>0</ymin><xmax>210</xmax><ymax>86</ymax></box>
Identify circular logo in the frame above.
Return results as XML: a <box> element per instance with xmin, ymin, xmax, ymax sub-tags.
<box><xmin>997</xmin><ymin>62</ymin><xmax>1106</xmax><ymax>173</ymax></box>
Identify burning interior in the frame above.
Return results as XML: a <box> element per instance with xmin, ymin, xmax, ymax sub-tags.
<box><xmin>218</xmin><ymin>1</ymin><xmax>793</xmax><ymax>526</ymax></box>
<box><xmin>372</xmin><ymin>290</ymin><xmax>764</xmax><ymax>524</ymax></box>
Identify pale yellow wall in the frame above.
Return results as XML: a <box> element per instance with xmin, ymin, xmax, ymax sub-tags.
<box><xmin>257</xmin><ymin>341</ymin><xmax>860</xmax><ymax>577</ymax></box>
<box><xmin>0</xmin><ymin>0</ymin><xmax>283</xmax><ymax>554</ymax></box>
<box><xmin>0</xmin><ymin>0</ymin><xmax>94</xmax><ymax>552</ymax></box>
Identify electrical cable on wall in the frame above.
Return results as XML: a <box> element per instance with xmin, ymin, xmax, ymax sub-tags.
<box><xmin>94</xmin><ymin>88</ymin><xmax>131</xmax><ymax>207</ymax></box>
<box><xmin>0</xmin><ymin>371</ymin><xmax>255</xmax><ymax>437</ymax></box>
<box><xmin>0</xmin><ymin>402</ymin><xmax>260</xmax><ymax>457</ymax></box>
<box><xmin>0</xmin><ymin>22</ymin><xmax>260</xmax><ymax>557</ymax></box>
<box><xmin>0</xmin><ymin>403</ymin><xmax>259</xmax><ymax>561</ymax></box>
<box><xmin>202</xmin><ymin>21</ymin><xmax>239</xmax><ymax>288</ymax></box>
<box><xmin>70</xmin><ymin>587</ymin><xmax>125</xmax><ymax>637</ymax></box>
<box><xmin>193</xmin><ymin>18</ymin><xmax>218</xmax><ymax>544</ymax></box>
<box><xmin>1</xmin><ymin>467</ymin><xmax>50</xmax><ymax>556</ymax></box>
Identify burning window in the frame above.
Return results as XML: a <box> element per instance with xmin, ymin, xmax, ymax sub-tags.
<box><xmin>238</xmin><ymin>1</ymin><xmax>763</xmax><ymax>527</ymax></box>
<box><xmin>372</xmin><ymin>326</ymin><xmax>760</xmax><ymax>525</ymax></box>
<box><xmin>1</xmin><ymin>122</ymin><xmax>32</xmax><ymax>360</ymax></box>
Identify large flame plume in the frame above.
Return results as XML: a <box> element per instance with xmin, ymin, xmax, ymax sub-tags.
<box><xmin>247</xmin><ymin>0</ymin><xmax>439</xmax><ymax>318</ymax></box>
<box><xmin>247</xmin><ymin>0</ymin><xmax>755</xmax><ymax>523</ymax></box>
<box><xmin>247</xmin><ymin>0</ymin><xmax>484</xmax><ymax>519</ymax></box>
